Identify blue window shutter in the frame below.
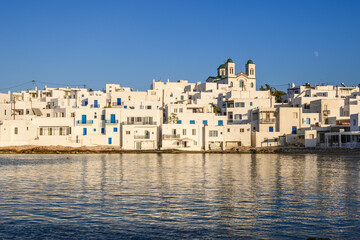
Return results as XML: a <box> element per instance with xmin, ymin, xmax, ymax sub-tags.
<box><xmin>177</xmin><ymin>120</ymin><xmax>182</xmax><ymax>124</ymax></box>
<box><xmin>190</xmin><ymin>120</ymin><xmax>195</xmax><ymax>124</ymax></box>
<box><xmin>82</xmin><ymin>115</ymin><xmax>86</xmax><ymax>124</ymax></box>
<box><xmin>218</xmin><ymin>120</ymin><xmax>223</xmax><ymax>126</ymax></box>
<box><xmin>101</xmin><ymin>128</ymin><xmax>105</xmax><ymax>134</ymax></box>
<box><xmin>203</xmin><ymin>120</ymin><xmax>208</xmax><ymax>125</ymax></box>
<box><xmin>108</xmin><ymin>138</ymin><xmax>112</xmax><ymax>144</ymax></box>
<box><xmin>269</xmin><ymin>126</ymin><xmax>273</xmax><ymax>132</ymax></box>
<box><xmin>83</xmin><ymin>128</ymin><xmax>87</xmax><ymax>135</ymax></box>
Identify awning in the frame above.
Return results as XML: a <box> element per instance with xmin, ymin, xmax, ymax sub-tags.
<box><xmin>32</xmin><ymin>108</ymin><xmax>42</xmax><ymax>116</ymax></box>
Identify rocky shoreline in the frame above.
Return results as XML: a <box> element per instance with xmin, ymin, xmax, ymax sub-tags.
<box><xmin>0</xmin><ymin>145</ymin><xmax>359</xmax><ymax>155</ymax></box>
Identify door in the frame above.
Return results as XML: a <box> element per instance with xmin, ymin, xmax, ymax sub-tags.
<box><xmin>94</xmin><ymin>100</ymin><xmax>98</xmax><ymax>108</ymax></box>
<box><xmin>117</xmin><ymin>98</ymin><xmax>121</xmax><ymax>106</ymax></box>
<box><xmin>108</xmin><ymin>137</ymin><xmax>112</xmax><ymax>144</ymax></box>
<box><xmin>83</xmin><ymin>128</ymin><xmax>87</xmax><ymax>135</ymax></box>
<box><xmin>111</xmin><ymin>114</ymin><xmax>115</xmax><ymax>123</ymax></box>
<box><xmin>82</xmin><ymin>115</ymin><xmax>86</xmax><ymax>124</ymax></box>
<box><xmin>292</xmin><ymin>126</ymin><xmax>297</xmax><ymax>134</ymax></box>
<box><xmin>136</xmin><ymin>142</ymin><xmax>142</xmax><ymax>150</ymax></box>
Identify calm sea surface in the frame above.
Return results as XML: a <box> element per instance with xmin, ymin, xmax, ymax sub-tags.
<box><xmin>0</xmin><ymin>154</ymin><xmax>359</xmax><ymax>239</ymax></box>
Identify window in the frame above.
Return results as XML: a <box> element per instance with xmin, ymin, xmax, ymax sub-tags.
<box><xmin>40</xmin><ymin>128</ymin><xmax>43</xmax><ymax>136</ymax></box>
<box><xmin>203</xmin><ymin>120</ymin><xmax>208</xmax><ymax>125</ymax></box>
<box><xmin>293</xmin><ymin>112</ymin><xmax>298</xmax><ymax>118</ymax></box>
<box><xmin>353</xmin><ymin>119</ymin><xmax>357</xmax><ymax>126</ymax></box>
<box><xmin>14</xmin><ymin>127</ymin><xmax>18</xmax><ymax>135</ymax></box>
<box><xmin>146</xmin><ymin>105</ymin><xmax>152</xmax><ymax>109</ymax></box>
<box><xmin>177</xmin><ymin>120</ymin><xmax>182</xmax><ymax>124</ymax></box>
<box><xmin>60</xmin><ymin>128</ymin><xmax>63</xmax><ymax>135</ymax></box>
<box><xmin>235</xmin><ymin>102</ymin><xmax>239</xmax><ymax>107</ymax></box>
<box><xmin>113</xmin><ymin>127</ymin><xmax>118</xmax><ymax>132</ymax></box>
<box><xmin>209</xmin><ymin>130</ymin><xmax>218</xmax><ymax>137</ymax></box>
<box><xmin>101</xmin><ymin>115</ymin><xmax>105</xmax><ymax>120</ymax></box>
<box><xmin>234</xmin><ymin>114</ymin><xmax>242</xmax><ymax>120</ymax></box>
<box><xmin>306</xmin><ymin>118</ymin><xmax>310</xmax><ymax>124</ymax></box>
<box><xmin>190</xmin><ymin>120</ymin><xmax>195</xmax><ymax>124</ymax></box>
<box><xmin>218</xmin><ymin>120</ymin><xmax>223</xmax><ymax>126</ymax></box>
<box><xmin>251</xmin><ymin>82</ymin><xmax>254</xmax><ymax>88</ymax></box>
<box><xmin>136</xmin><ymin>117</ymin><xmax>142</xmax><ymax>122</ymax></box>
<box><xmin>250</xmin><ymin>102</ymin><xmax>253</xmax><ymax>106</ymax></box>
<box><xmin>227</xmin><ymin>103</ymin><xmax>234</xmax><ymax>108</ymax></box>
<box><xmin>174</xmin><ymin>108</ymin><xmax>178</xmax><ymax>113</ymax></box>
<box><xmin>228</xmin><ymin>128</ymin><xmax>230</xmax><ymax>132</ymax></box>
<box><xmin>47</xmin><ymin>114</ymin><xmax>50</xmax><ymax>117</ymax></box>
<box><xmin>240</xmin><ymin>102</ymin><xmax>245</xmax><ymax>107</ymax></box>
<box><xmin>192</xmin><ymin>129</ymin><xmax>196</xmax><ymax>135</ymax></box>
<box><xmin>4</xmin><ymin>110</ymin><xmax>6</xmax><ymax>115</ymax></box>
<box><xmin>126</xmin><ymin>131</ymin><xmax>130</xmax><ymax>135</ymax></box>
<box><xmin>240</xmin><ymin>128</ymin><xmax>244</xmax><ymax>132</ymax></box>
<box><xmin>49</xmin><ymin>128</ymin><xmax>53</xmax><ymax>136</ymax></box>
<box><xmin>82</xmin><ymin>128</ymin><xmax>86</xmax><ymax>136</ymax></box>
<box><xmin>292</xmin><ymin>126</ymin><xmax>297</xmax><ymax>134</ymax></box>
<box><xmin>269</xmin><ymin>126</ymin><xmax>274</xmax><ymax>132</ymax></box>
<box><xmin>71</xmin><ymin>112</ymin><xmax>75</xmax><ymax>118</ymax></box>
<box><xmin>94</xmin><ymin>112</ymin><xmax>97</xmax><ymax>119</ymax></box>
<box><xmin>101</xmin><ymin>128</ymin><xmax>105</xmax><ymax>134</ymax></box>
<box><xmin>108</xmin><ymin>138</ymin><xmax>112</xmax><ymax>144</ymax></box>
<box><xmin>183</xmin><ymin>129</ymin><xmax>186</xmax><ymax>135</ymax></box>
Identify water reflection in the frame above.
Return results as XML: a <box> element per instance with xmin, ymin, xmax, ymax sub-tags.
<box><xmin>0</xmin><ymin>154</ymin><xmax>359</xmax><ymax>239</ymax></box>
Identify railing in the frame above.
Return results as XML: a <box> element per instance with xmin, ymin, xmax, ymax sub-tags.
<box><xmin>111</xmin><ymin>102</ymin><xmax>124</xmax><ymax>106</ymax></box>
<box><xmin>260</xmin><ymin>118</ymin><xmax>276</xmax><ymax>124</ymax></box>
<box><xmin>76</xmin><ymin>120</ymin><xmax>93</xmax><ymax>125</ymax></box>
<box><xmin>90</xmin><ymin>104</ymin><xmax>100</xmax><ymax>108</ymax></box>
<box><xmin>134</xmin><ymin>135</ymin><xmax>150</xmax><ymax>139</ymax></box>
<box><xmin>163</xmin><ymin>134</ymin><xmax>180</xmax><ymax>139</ymax></box>
<box><xmin>125</xmin><ymin>121</ymin><xmax>157</xmax><ymax>125</ymax></box>
<box><xmin>105</xmin><ymin>120</ymin><xmax>119</xmax><ymax>124</ymax></box>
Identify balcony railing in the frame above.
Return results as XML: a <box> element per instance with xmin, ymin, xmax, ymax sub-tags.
<box><xmin>90</xmin><ymin>104</ymin><xmax>100</xmax><ymax>108</ymax></box>
<box><xmin>134</xmin><ymin>135</ymin><xmax>150</xmax><ymax>139</ymax></box>
<box><xmin>111</xmin><ymin>102</ymin><xmax>124</xmax><ymax>106</ymax></box>
<box><xmin>105</xmin><ymin>120</ymin><xmax>119</xmax><ymax>124</ymax></box>
<box><xmin>76</xmin><ymin>120</ymin><xmax>93</xmax><ymax>125</ymax></box>
<box><xmin>163</xmin><ymin>134</ymin><xmax>180</xmax><ymax>139</ymax></box>
<box><xmin>125</xmin><ymin>121</ymin><xmax>157</xmax><ymax>125</ymax></box>
<box><xmin>260</xmin><ymin>118</ymin><xmax>276</xmax><ymax>124</ymax></box>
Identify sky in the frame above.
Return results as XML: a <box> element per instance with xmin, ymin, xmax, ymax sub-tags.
<box><xmin>0</xmin><ymin>0</ymin><xmax>359</xmax><ymax>92</ymax></box>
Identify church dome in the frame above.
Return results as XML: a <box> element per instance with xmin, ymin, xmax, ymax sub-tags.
<box><xmin>217</xmin><ymin>64</ymin><xmax>225</xmax><ymax>69</ymax></box>
<box><xmin>226</xmin><ymin>58</ymin><xmax>233</xmax><ymax>63</ymax></box>
<box><xmin>247</xmin><ymin>59</ymin><xmax>254</xmax><ymax>64</ymax></box>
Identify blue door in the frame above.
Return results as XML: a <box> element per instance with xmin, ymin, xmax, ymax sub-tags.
<box><xmin>83</xmin><ymin>128</ymin><xmax>87</xmax><ymax>135</ymax></box>
<box><xmin>269</xmin><ymin>126</ymin><xmax>274</xmax><ymax>132</ymax></box>
<box><xmin>218</xmin><ymin>120</ymin><xmax>223</xmax><ymax>126</ymax></box>
<box><xmin>108</xmin><ymin>137</ymin><xmax>112</xmax><ymax>144</ymax></box>
<box><xmin>111</xmin><ymin>114</ymin><xmax>115</xmax><ymax>123</ymax></box>
<box><xmin>117</xmin><ymin>98</ymin><xmax>121</xmax><ymax>105</ymax></box>
<box><xmin>94</xmin><ymin>100</ymin><xmax>98</xmax><ymax>108</ymax></box>
<box><xmin>82</xmin><ymin>115</ymin><xmax>86</xmax><ymax>124</ymax></box>
<box><xmin>292</xmin><ymin>126</ymin><xmax>297</xmax><ymax>134</ymax></box>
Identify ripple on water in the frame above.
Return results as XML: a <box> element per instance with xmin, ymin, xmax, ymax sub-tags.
<box><xmin>0</xmin><ymin>153</ymin><xmax>359</xmax><ymax>239</ymax></box>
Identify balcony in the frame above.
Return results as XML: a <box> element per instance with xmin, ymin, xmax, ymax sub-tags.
<box><xmin>134</xmin><ymin>135</ymin><xmax>150</xmax><ymax>139</ymax></box>
<box><xmin>163</xmin><ymin>134</ymin><xmax>180</xmax><ymax>139</ymax></box>
<box><xmin>260</xmin><ymin>118</ymin><xmax>276</xmax><ymax>124</ymax></box>
<box><xmin>125</xmin><ymin>121</ymin><xmax>157</xmax><ymax>125</ymax></box>
<box><xmin>111</xmin><ymin>102</ymin><xmax>124</xmax><ymax>107</ymax></box>
<box><xmin>105</xmin><ymin>120</ymin><xmax>119</xmax><ymax>124</ymax></box>
<box><xmin>76</xmin><ymin>120</ymin><xmax>93</xmax><ymax>125</ymax></box>
<box><xmin>90</xmin><ymin>104</ymin><xmax>100</xmax><ymax>108</ymax></box>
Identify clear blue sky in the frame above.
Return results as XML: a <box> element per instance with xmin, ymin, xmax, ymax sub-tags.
<box><xmin>0</xmin><ymin>0</ymin><xmax>359</xmax><ymax>92</ymax></box>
